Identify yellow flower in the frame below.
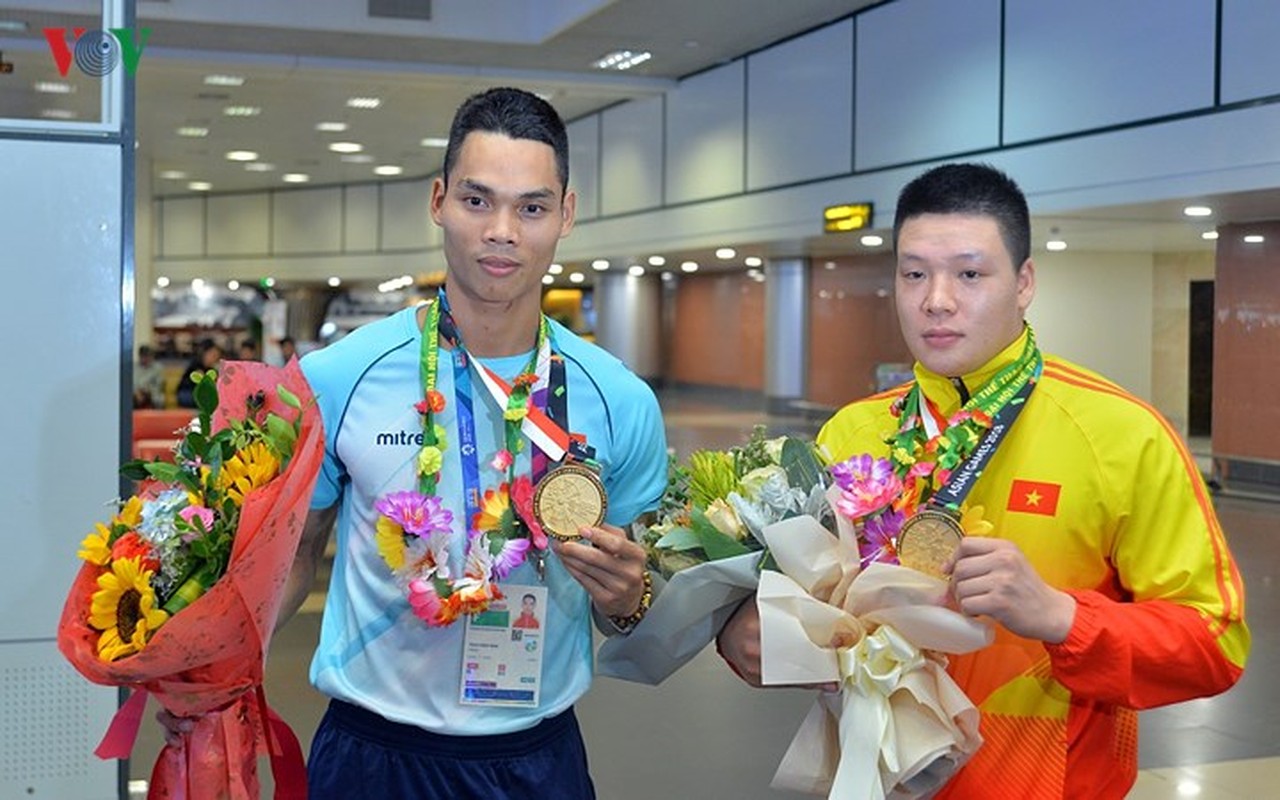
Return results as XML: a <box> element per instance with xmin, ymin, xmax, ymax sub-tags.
<box><xmin>433</xmin><ymin>424</ymin><xmax>448</xmax><ymax>450</ymax></box>
<box><xmin>472</xmin><ymin>485</ymin><xmax>510</xmax><ymax>533</ymax></box>
<box><xmin>959</xmin><ymin>505</ymin><xmax>995</xmax><ymax>537</ymax></box>
<box><xmin>504</xmin><ymin>404</ymin><xmax>529</xmax><ymax>422</ymax></box>
<box><xmin>89</xmin><ymin>556</ymin><xmax>169</xmax><ymax>661</ymax></box>
<box><xmin>892</xmin><ymin>446</ymin><xmax>916</xmax><ymax>466</ymax></box>
<box><xmin>375</xmin><ymin>516</ymin><xmax>407</xmax><ymax>570</ymax></box>
<box><xmin>78</xmin><ymin>523</ymin><xmax>113</xmax><ymax>566</ymax></box>
<box><xmin>417</xmin><ymin>445</ymin><xmax>443</xmax><ymax>476</ymax></box>
<box><xmin>114</xmin><ymin>496</ymin><xmax>144</xmax><ymax>528</ymax></box>
<box><xmin>218</xmin><ymin>440</ymin><xmax>280</xmax><ymax>505</ymax></box>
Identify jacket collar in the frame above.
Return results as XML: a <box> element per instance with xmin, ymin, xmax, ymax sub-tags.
<box><xmin>912</xmin><ymin>326</ymin><xmax>1030</xmax><ymax>416</ymax></box>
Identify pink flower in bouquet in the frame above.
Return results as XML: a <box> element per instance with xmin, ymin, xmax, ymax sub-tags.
<box><xmin>831</xmin><ymin>454</ymin><xmax>903</xmax><ymax>519</ymax></box>
<box><xmin>407</xmin><ymin>578</ymin><xmax>449</xmax><ymax>626</ymax></box>
<box><xmin>179</xmin><ymin>504</ymin><xmax>215</xmax><ymax>541</ymax></box>
<box><xmin>375</xmin><ymin>490</ymin><xmax>453</xmax><ymax>537</ymax></box>
<box><xmin>510</xmin><ymin>475</ymin><xmax>548</xmax><ymax>549</ymax></box>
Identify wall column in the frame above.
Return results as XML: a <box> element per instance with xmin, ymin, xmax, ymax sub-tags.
<box><xmin>592</xmin><ymin>271</ymin><xmax>662</xmax><ymax>382</ymax></box>
<box><xmin>764</xmin><ymin>257</ymin><xmax>808</xmax><ymax>414</ymax></box>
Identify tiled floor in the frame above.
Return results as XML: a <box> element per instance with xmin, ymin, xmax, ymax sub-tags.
<box><xmin>126</xmin><ymin>387</ymin><xmax>1279</xmax><ymax>798</ymax></box>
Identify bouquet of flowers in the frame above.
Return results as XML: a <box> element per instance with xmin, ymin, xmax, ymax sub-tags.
<box><xmin>57</xmin><ymin>360</ymin><xmax>324</xmax><ymax>800</ymax></box>
<box><xmin>597</xmin><ymin>426</ymin><xmax>827</xmax><ymax>684</ymax></box>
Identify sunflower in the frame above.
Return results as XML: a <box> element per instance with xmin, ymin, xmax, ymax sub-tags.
<box><xmin>89</xmin><ymin>556</ymin><xmax>169</xmax><ymax>661</ymax></box>
<box><xmin>77</xmin><ymin>523</ymin><xmax>113</xmax><ymax>566</ymax></box>
<box><xmin>217</xmin><ymin>440</ymin><xmax>281</xmax><ymax>505</ymax></box>
<box><xmin>114</xmin><ymin>495</ymin><xmax>144</xmax><ymax>528</ymax></box>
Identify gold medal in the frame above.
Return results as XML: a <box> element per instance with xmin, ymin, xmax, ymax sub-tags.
<box><xmin>896</xmin><ymin>509</ymin><xmax>964</xmax><ymax>578</ymax></box>
<box><xmin>533</xmin><ymin>462</ymin><xmax>607</xmax><ymax>541</ymax></box>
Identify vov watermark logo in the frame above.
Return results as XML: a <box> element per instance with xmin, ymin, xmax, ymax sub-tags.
<box><xmin>43</xmin><ymin>27</ymin><xmax>151</xmax><ymax>77</ymax></box>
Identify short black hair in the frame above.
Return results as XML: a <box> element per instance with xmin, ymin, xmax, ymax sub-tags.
<box><xmin>893</xmin><ymin>163</ymin><xmax>1031</xmax><ymax>268</ymax></box>
<box><xmin>522</xmin><ymin>593</ymin><xmax>536</xmax><ymax>604</ymax></box>
<box><xmin>442</xmin><ymin>87</ymin><xmax>569</xmax><ymax>192</ymax></box>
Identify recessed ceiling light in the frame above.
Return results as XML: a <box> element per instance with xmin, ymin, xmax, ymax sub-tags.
<box><xmin>647</xmin><ymin>255</ymin><xmax>666</xmax><ymax>266</ymax></box>
<box><xmin>341</xmin><ymin>154</ymin><xmax>374</xmax><ymax>164</ymax></box>
<box><xmin>743</xmin><ymin>256</ymin><xmax>763</xmax><ymax>267</ymax></box>
<box><xmin>548</xmin><ymin>263</ymin><xmax>564</xmax><ymax>275</ymax></box>
<box><xmin>40</xmin><ymin>109</ymin><xmax>76</xmax><ymax>120</ymax></box>
<box><xmin>316</xmin><ymin>122</ymin><xmax>348</xmax><ymax>132</ymax></box>
<box><xmin>592</xmin><ymin>50</ymin><xmax>653</xmax><ymax>70</ymax></box>
<box><xmin>860</xmin><ymin>234</ymin><xmax>884</xmax><ymax>247</ymax></box>
<box><xmin>328</xmin><ymin>276</ymin><xmax>342</xmax><ymax>287</ymax></box>
<box><xmin>373</xmin><ymin>165</ymin><xmax>404</xmax><ymax>176</ymax></box>
<box><xmin>282</xmin><ymin>173</ymin><xmax>310</xmax><ymax>183</ymax></box>
<box><xmin>244</xmin><ymin>162</ymin><xmax>276</xmax><ymax>172</ymax></box>
<box><xmin>1201</xmin><ymin>231</ymin><xmax>1219</xmax><ymax>241</ymax></box>
<box><xmin>177</xmin><ymin>126</ymin><xmax>209</xmax><ymax>138</ymax></box>
<box><xmin>156</xmin><ymin>276</ymin><xmax>170</xmax><ymax>287</ymax></box>
<box><xmin>225</xmin><ymin>150</ymin><xmax>259</xmax><ymax>161</ymax></box>
<box><xmin>542</xmin><ymin>275</ymin><xmax>555</xmax><ymax>285</ymax></box>
<box><xmin>715</xmin><ymin>247</ymin><xmax>736</xmax><ymax>260</ymax></box>
<box><xmin>1183</xmin><ymin>205</ymin><xmax>1212</xmax><ymax>217</ymax></box>
<box><xmin>188</xmin><ymin>181</ymin><xmax>212</xmax><ymax>191</ymax></box>
<box><xmin>204</xmin><ymin>74</ymin><xmax>245</xmax><ymax>87</ymax></box>
<box><xmin>591</xmin><ymin>259</ymin><xmax>610</xmax><ymax>271</ymax></box>
<box><xmin>420</xmin><ymin>137</ymin><xmax>449</xmax><ymax>148</ymax></box>
<box><xmin>346</xmin><ymin>97</ymin><xmax>382</xmax><ymax>109</ymax></box>
<box><xmin>628</xmin><ymin>265</ymin><xmax>646</xmax><ymax>277</ymax></box>
<box><xmin>1244</xmin><ymin>234</ymin><xmax>1265</xmax><ymax>243</ymax></box>
<box><xmin>158</xmin><ymin>169</ymin><xmax>187</xmax><ymax>180</ymax></box>
<box><xmin>227</xmin><ymin>280</ymin><xmax>240</xmax><ymax>291</ymax></box>
<box><xmin>329</xmin><ymin>141</ymin><xmax>363</xmax><ymax>154</ymax></box>
<box><xmin>569</xmin><ymin>272</ymin><xmax>586</xmax><ymax>284</ymax></box>
<box><xmin>680</xmin><ymin>261</ymin><xmax>699</xmax><ymax>273</ymax></box>
<box><xmin>34</xmin><ymin>81</ymin><xmax>74</xmax><ymax>94</ymax></box>
<box><xmin>223</xmin><ymin>106</ymin><xmax>261</xmax><ymax>117</ymax></box>
<box><xmin>1046</xmin><ymin>239</ymin><xmax>1067</xmax><ymax>251</ymax></box>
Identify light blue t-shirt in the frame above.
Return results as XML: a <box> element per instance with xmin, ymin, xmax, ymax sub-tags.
<box><xmin>300</xmin><ymin>303</ymin><xmax>667</xmax><ymax>735</ymax></box>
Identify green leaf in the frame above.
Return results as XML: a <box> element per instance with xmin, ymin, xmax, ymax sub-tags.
<box><xmin>144</xmin><ymin>462</ymin><xmax>183</xmax><ymax>483</ymax></box>
<box><xmin>654</xmin><ymin>526</ymin><xmax>702</xmax><ymax>551</ymax></box>
<box><xmin>689</xmin><ymin>508</ymin><xmax>752</xmax><ymax>561</ymax></box>
<box><xmin>120</xmin><ymin>460</ymin><xmax>150</xmax><ymax>481</ymax></box>
<box><xmin>781</xmin><ymin>438</ymin><xmax>824</xmax><ymax>491</ymax></box>
<box><xmin>277</xmin><ymin>385</ymin><xmax>301</xmax><ymax>410</ymax></box>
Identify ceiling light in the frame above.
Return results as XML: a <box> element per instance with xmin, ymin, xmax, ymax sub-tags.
<box><xmin>35</xmin><ymin>81</ymin><xmax>74</xmax><ymax>94</ymax></box>
<box><xmin>177</xmin><ymin>126</ymin><xmax>209</xmax><ymax>138</ymax></box>
<box><xmin>316</xmin><ymin>122</ymin><xmax>348</xmax><ymax>132</ymax></box>
<box><xmin>569</xmin><ymin>273</ymin><xmax>585</xmax><ymax>284</ymax></box>
<box><xmin>420</xmin><ymin>137</ymin><xmax>449</xmax><ymax>148</ymax></box>
<box><xmin>227</xmin><ymin>280</ymin><xmax>240</xmax><ymax>290</ymax></box>
<box><xmin>204</xmin><ymin>74</ymin><xmax>245</xmax><ymax>87</ymax></box>
<box><xmin>1046</xmin><ymin>240</ymin><xmax>1067</xmax><ymax>251</ymax></box>
<box><xmin>373</xmin><ymin>165</ymin><xmax>404</xmax><ymax>176</ymax></box>
<box><xmin>244</xmin><ymin>162</ymin><xmax>275</xmax><ymax>172</ymax></box>
<box><xmin>1244</xmin><ymin>234</ymin><xmax>1265</xmax><ymax>243</ymax></box>
<box><xmin>158</xmin><ymin>169</ymin><xmax>187</xmax><ymax>180</ymax></box>
<box><xmin>628</xmin><ymin>265</ymin><xmax>645</xmax><ymax>277</ymax></box>
<box><xmin>347</xmin><ymin>97</ymin><xmax>382</xmax><ymax>109</ymax></box>
<box><xmin>548</xmin><ymin>263</ymin><xmax>564</xmax><ymax>275</ymax></box>
<box><xmin>223</xmin><ymin>106</ymin><xmax>261</xmax><ymax>117</ymax></box>
<box><xmin>0</xmin><ymin>20</ymin><xmax>29</xmax><ymax>31</ymax></box>
<box><xmin>328</xmin><ymin>276</ymin><xmax>342</xmax><ymax>287</ymax></box>
<box><xmin>647</xmin><ymin>255</ymin><xmax>666</xmax><ymax>266</ymax></box>
<box><xmin>591</xmin><ymin>259</ymin><xmax>610</xmax><ymax>271</ymax></box>
<box><xmin>1183</xmin><ymin>205</ymin><xmax>1212</xmax><ymax>217</ymax></box>
<box><xmin>680</xmin><ymin>261</ymin><xmax>699</xmax><ymax>273</ymax></box>
<box><xmin>1201</xmin><ymin>231</ymin><xmax>1219</xmax><ymax>241</ymax></box>
<box><xmin>156</xmin><ymin>276</ymin><xmax>170</xmax><ymax>287</ymax></box>
<box><xmin>282</xmin><ymin>173</ymin><xmax>311</xmax><ymax>184</ymax></box>
<box><xmin>744</xmin><ymin>256</ymin><xmax>763</xmax><ymax>267</ymax></box>
<box><xmin>342</xmin><ymin>154</ymin><xmax>374</xmax><ymax>164</ymax></box>
<box><xmin>824</xmin><ymin>261</ymin><xmax>837</xmax><ymax>270</ymax></box>
<box><xmin>329</xmin><ymin>141</ymin><xmax>363</xmax><ymax>154</ymax></box>
<box><xmin>715</xmin><ymin>247</ymin><xmax>736</xmax><ymax>260</ymax></box>
<box><xmin>225</xmin><ymin>150</ymin><xmax>259</xmax><ymax>162</ymax></box>
<box><xmin>592</xmin><ymin>50</ymin><xmax>653</xmax><ymax>70</ymax></box>
<box><xmin>860</xmin><ymin>234</ymin><xmax>884</xmax><ymax>247</ymax></box>
<box><xmin>188</xmin><ymin>181</ymin><xmax>212</xmax><ymax>191</ymax></box>
<box><xmin>542</xmin><ymin>275</ymin><xmax>555</xmax><ymax>285</ymax></box>
<box><xmin>661</xmin><ymin>272</ymin><xmax>675</xmax><ymax>282</ymax></box>
<box><xmin>40</xmin><ymin>109</ymin><xmax>76</xmax><ymax>120</ymax></box>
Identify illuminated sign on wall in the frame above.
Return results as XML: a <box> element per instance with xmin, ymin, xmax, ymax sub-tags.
<box><xmin>823</xmin><ymin>202</ymin><xmax>873</xmax><ymax>233</ymax></box>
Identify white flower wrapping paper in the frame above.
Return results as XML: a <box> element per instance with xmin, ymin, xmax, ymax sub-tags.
<box><xmin>758</xmin><ymin>511</ymin><xmax>993</xmax><ymax>799</ymax></box>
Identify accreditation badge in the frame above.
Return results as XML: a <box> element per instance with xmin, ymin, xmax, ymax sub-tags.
<box><xmin>896</xmin><ymin>509</ymin><xmax>964</xmax><ymax>578</ymax></box>
<box><xmin>460</xmin><ymin>584</ymin><xmax>547</xmax><ymax>708</ymax></box>
<box><xmin>532</xmin><ymin>462</ymin><xmax>607</xmax><ymax>541</ymax></box>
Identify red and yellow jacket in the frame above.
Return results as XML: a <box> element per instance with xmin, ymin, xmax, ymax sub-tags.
<box><xmin>817</xmin><ymin>331</ymin><xmax>1248</xmax><ymax>799</ymax></box>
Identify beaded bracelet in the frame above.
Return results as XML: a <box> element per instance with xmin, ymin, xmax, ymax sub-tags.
<box><xmin>609</xmin><ymin>569</ymin><xmax>653</xmax><ymax>634</ymax></box>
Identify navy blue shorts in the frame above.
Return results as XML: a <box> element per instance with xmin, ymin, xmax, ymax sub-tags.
<box><xmin>307</xmin><ymin>700</ymin><xmax>596</xmax><ymax>800</ymax></box>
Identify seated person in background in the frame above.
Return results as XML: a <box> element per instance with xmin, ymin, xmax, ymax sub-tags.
<box><xmin>133</xmin><ymin>344</ymin><xmax>166</xmax><ymax>409</ymax></box>
<box><xmin>175</xmin><ymin>340</ymin><xmax>223</xmax><ymax>408</ymax></box>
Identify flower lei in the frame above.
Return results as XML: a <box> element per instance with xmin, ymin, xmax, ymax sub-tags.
<box><xmin>373</xmin><ymin>297</ymin><xmax>550</xmax><ymax>628</ymax></box>
<box><xmin>829</xmin><ymin>329</ymin><xmax>1041</xmax><ymax>568</ymax></box>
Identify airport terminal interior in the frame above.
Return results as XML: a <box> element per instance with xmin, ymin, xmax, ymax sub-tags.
<box><xmin>4</xmin><ymin>1</ymin><xmax>1280</xmax><ymax>798</ymax></box>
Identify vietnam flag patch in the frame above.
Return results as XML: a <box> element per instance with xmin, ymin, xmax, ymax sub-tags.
<box><xmin>1007</xmin><ymin>479</ymin><xmax>1062</xmax><ymax>516</ymax></box>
